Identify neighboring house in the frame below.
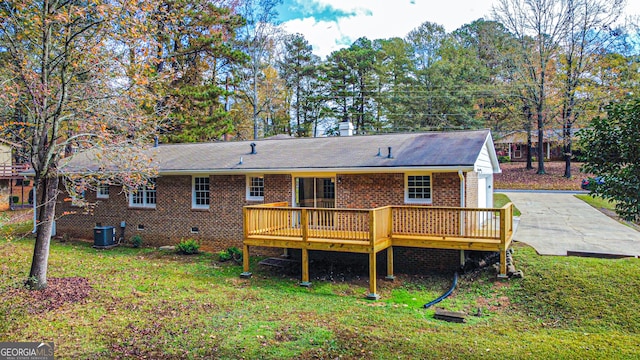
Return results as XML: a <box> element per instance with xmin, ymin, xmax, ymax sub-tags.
<box><xmin>1</xmin><ymin>138</ymin><xmax>31</xmax><ymax>209</ymax></box>
<box><xmin>0</xmin><ymin>138</ymin><xmax>13</xmax><ymax>169</ymax></box>
<box><xmin>55</xmin><ymin>128</ymin><xmax>502</xmax><ymax>272</ymax></box>
<box><xmin>494</xmin><ymin>129</ymin><xmax>579</xmax><ymax>162</ymax></box>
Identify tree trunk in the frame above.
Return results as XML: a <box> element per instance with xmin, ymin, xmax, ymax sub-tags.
<box><xmin>563</xmin><ymin>122</ymin><xmax>572</xmax><ymax>178</ymax></box>
<box><xmin>525</xmin><ymin>106</ymin><xmax>533</xmax><ymax>170</ymax></box>
<box><xmin>26</xmin><ymin>175</ymin><xmax>59</xmax><ymax>290</ymax></box>
<box><xmin>526</xmin><ymin>135</ymin><xmax>533</xmax><ymax>170</ymax></box>
<box><xmin>536</xmin><ymin>104</ymin><xmax>546</xmax><ymax>174</ymax></box>
<box><xmin>537</xmin><ymin>125</ymin><xmax>546</xmax><ymax>174</ymax></box>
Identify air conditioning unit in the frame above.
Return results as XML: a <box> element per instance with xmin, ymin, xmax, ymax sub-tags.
<box><xmin>93</xmin><ymin>226</ymin><xmax>116</xmax><ymax>248</ymax></box>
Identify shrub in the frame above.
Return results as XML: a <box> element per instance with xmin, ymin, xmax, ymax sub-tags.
<box><xmin>217</xmin><ymin>250</ymin><xmax>232</xmax><ymax>262</ymax></box>
<box><xmin>217</xmin><ymin>247</ymin><xmax>242</xmax><ymax>262</ymax></box>
<box><xmin>227</xmin><ymin>247</ymin><xmax>241</xmax><ymax>257</ymax></box>
<box><xmin>498</xmin><ymin>155</ymin><xmax>511</xmax><ymax>163</ymax></box>
<box><xmin>176</xmin><ymin>238</ymin><xmax>200</xmax><ymax>255</ymax></box>
<box><xmin>131</xmin><ymin>235</ymin><xmax>143</xmax><ymax>248</ymax></box>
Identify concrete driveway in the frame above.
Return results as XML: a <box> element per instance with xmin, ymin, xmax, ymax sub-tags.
<box><xmin>501</xmin><ymin>191</ymin><xmax>640</xmax><ymax>257</ymax></box>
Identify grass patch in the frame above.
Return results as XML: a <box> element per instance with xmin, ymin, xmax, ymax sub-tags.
<box><xmin>494</xmin><ymin>193</ymin><xmax>522</xmax><ymax>216</ymax></box>
<box><xmin>2</xmin><ymin>226</ymin><xmax>640</xmax><ymax>359</ymax></box>
<box><xmin>575</xmin><ymin>194</ymin><xmax>616</xmax><ymax>211</ymax></box>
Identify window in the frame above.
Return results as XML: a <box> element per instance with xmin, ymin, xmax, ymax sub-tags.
<box><xmin>322</xmin><ymin>178</ymin><xmax>335</xmax><ymax>200</ymax></box>
<box><xmin>405</xmin><ymin>174</ymin><xmax>432</xmax><ymax>204</ymax></box>
<box><xmin>129</xmin><ymin>179</ymin><xmax>156</xmax><ymax>208</ymax></box>
<box><xmin>192</xmin><ymin>176</ymin><xmax>210</xmax><ymax>209</ymax></box>
<box><xmin>97</xmin><ymin>184</ymin><xmax>109</xmax><ymax>199</ymax></box>
<box><xmin>514</xmin><ymin>144</ymin><xmax>522</xmax><ymax>158</ymax></box>
<box><xmin>246</xmin><ymin>176</ymin><xmax>264</xmax><ymax>201</ymax></box>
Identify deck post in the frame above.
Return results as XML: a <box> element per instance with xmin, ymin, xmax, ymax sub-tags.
<box><xmin>300</xmin><ymin>248</ymin><xmax>311</xmax><ymax>287</ymax></box>
<box><xmin>240</xmin><ymin>244</ymin><xmax>252</xmax><ymax>278</ymax></box>
<box><xmin>299</xmin><ymin>209</ymin><xmax>312</xmax><ymax>286</ymax></box>
<box><xmin>497</xmin><ymin>207</ymin><xmax>508</xmax><ymax>278</ymax></box>
<box><xmin>240</xmin><ymin>207</ymin><xmax>252</xmax><ymax>278</ymax></box>
<box><xmin>385</xmin><ymin>247</ymin><xmax>395</xmax><ymax>281</ymax></box>
<box><xmin>366</xmin><ymin>251</ymin><xmax>380</xmax><ymax>300</ymax></box>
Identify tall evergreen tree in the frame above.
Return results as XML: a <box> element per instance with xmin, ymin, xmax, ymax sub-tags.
<box><xmin>279</xmin><ymin>33</ymin><xmax>315</xmax><ymax>136</ymax></box>
<box><xmin>147</xmin><ymin>0</ymin><xmax>246</xmax><ymax>143</ymax></box>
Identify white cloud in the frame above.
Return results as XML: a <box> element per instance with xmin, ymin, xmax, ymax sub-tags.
<box><xmin>280</xmin><ymin>0</ymin><xmax>495</xmax><ymax>58</ymax></box>
<box><xmin>280</xmin><ymin>0</ymin><xmax>640</xmax><ymax>59</ymax></box>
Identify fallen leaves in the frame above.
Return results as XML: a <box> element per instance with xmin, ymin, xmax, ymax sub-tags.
<box><xmin>495</xmin><ymin>162</ymin><xmax>588</xmax><ymax>190</ymax></box>
<box><xmin>5</xmin><ymin>277</ymin><xmax>92</xmax><ymax>314</ymax></box>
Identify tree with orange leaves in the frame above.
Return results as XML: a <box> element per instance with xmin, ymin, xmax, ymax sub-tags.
<box><xmin>0</xmin><ymin>0</ymin><xmax>167</xmax><ymax>289</ymax></box>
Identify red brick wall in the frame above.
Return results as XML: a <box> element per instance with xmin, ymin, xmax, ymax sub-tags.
<box><xmin>336</xmin><ymin>173</ymin><xmax>404</xmax><ymax>208</ymax></box>
<box><xmin>336</xmin><ymin>172</ymin><xmax>462</xmax><ymax>208</ymax></box>
<box><xmin>264</xmin><ymin>174</ymin><xmax>292</xmax><ymax>205</ymax></box>
<box><xmin>432</xmin><ymin>172</ymin><xmax>461</xmax><ymax>207</ymax></box>
<box><xmin>55</xmin><ymin>174</ymin><xmax>292</xmax><ymax>251</ymax></box>
<box><xmin>54</xmin><ymin>171</ymin><xmax>473</xmax><ymax>272</ymax></box>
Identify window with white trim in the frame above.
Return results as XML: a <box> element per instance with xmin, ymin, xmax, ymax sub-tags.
<box><xmin>129</xmin><ymin>179</ymin><xmax>156</xmax><ymax>208</ymax></box>
<box><xmin>246</xmin><ymin>176</ymin><xmax>264</xmax><ymax>201</ymax></box>
<box><xmin>192</xmin><ymin>176</ymin><xmax>210</xmax><ymax>209</ymax></box>
<box><xmin>97</xmin><ymin>184</ymin><xmax>109</xmax><ymax>199</ymax></box>
<box><xmin>405</xmin><ymin>174</ymin><xmax>432</xmax><ymax>204</ymax></box>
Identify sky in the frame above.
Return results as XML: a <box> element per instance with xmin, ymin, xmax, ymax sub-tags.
<box><xmin>276</xmin><ymin>0</ymin><xmax>640</xmax><ymax>59</ymax></box>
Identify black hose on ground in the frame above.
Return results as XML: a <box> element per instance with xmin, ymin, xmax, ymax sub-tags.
<box><xmin>423</xmin><ymin>272</ymin><xmax>458</xmax><ymax>309</ymax></box>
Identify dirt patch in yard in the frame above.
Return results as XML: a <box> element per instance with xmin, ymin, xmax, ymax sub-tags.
<box><xmin>495</xmin><ymin>161</ymin><xmax>587</xmax><ymax>190</ymax></box>
<box><xmin>2</xmin><ymin>277</ymin><xmax>92</xmax><ymax>314</ymax></box>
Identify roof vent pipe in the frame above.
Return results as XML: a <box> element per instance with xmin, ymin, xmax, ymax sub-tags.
<box><xmin>387</xmin><ymin>146</ymin><xmax>393</xmax><ymax>159</ymax></box>
<box><xmin>250</xmin><ymin>143</ymin><xmax>257</xmax><ymax>154</ymax></box>
<box><xmin>376</xmin><ymin>148</ymin><xmax>381</xmax><ymax>157</ymax></box>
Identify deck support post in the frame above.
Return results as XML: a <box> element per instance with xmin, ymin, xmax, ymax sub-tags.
<box><xmin>385</xmin><ymin>247</ymin><xmax>395</xmax><ymax>281</ymax></box>
<box><xmin>497</xmin><ymin>248</ymin><xmax>508</xmax><ymax>279</ymax></box>
<box><xmin>498</xmin><ymin>206</ymin><xmax>508</xmax><ymax>279</ymax></box>
<box><xmin>240</xmin><ymin>244</ymin><xmax>252</xmax><ymax>278</ymax></box>
<box><xmin>300</xmin><ymin>248</ymin><xmax>311</xmax><ymax>287</ymax></box>
<box><xmin>366</xmin><ymin>251</ymin><xmax>380</xmax><ymax>300</ymax></box>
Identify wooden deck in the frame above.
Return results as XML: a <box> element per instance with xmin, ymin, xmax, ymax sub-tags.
<box><xmin>0</xmin><ymin>164</ymin><xmax>30</xmax><ymax>179</ymax></box>
<box><xmin>241</xmin><ymin>202</ymin><xmax>514</xmax><ymax>299</ymax></box>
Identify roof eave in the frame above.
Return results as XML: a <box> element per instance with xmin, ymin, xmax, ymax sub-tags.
<box><xmin>157</xmin><ymin>165</ymin><xmax>476</xmax><ymax>176</ymax></box>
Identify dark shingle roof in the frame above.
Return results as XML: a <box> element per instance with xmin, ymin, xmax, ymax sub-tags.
<box><xmin>157</xmin><ymin>129</ymin><xmax>490</xmax><ymax>172</ymax></box>
<box><xmin>64</xmin><ymin>129</ymin><xmax>493</xmax><ymax>174</ymax></box>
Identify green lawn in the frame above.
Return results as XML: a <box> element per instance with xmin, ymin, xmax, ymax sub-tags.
<box><xmin>575</xmin><ymin>194</ymin><xmax>616</xmax><ymax>211</ymax></box>
<box><xmin>494</xmin><ymin>193</ymin><xmax>521</xmax><ymax>216</ymax></box>
<box><xmin>2</xmin><ymin>228</ymin><xmax>639</xmax><ymax>359</ymax></box>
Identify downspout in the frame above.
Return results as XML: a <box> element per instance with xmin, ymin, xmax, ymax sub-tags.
<box><xmin>458</xmin><ymin>170</ymin><xmax>465</xmax><ymax>268</ymax></box>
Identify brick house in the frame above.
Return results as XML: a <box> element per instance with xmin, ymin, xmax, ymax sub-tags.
<box><xmin>55</xmin><ymin>128</ymin><xmax>501</xmax><ymax>272</ymax></box>
<box><xmin>494</xmin><ymin>129</ymin><xmax>580</xmax><ymax>162</ymax></box>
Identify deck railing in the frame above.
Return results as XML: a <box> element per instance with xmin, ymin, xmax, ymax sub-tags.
<box><xmin>391</xmin><ymin>205</ymin><xmax>510</xmax><ymax>240</ymax></box>
<box><xmin>244</xmin><ymin>204</ymin><xmax>381</xmax><ymax>245</ymax></box>
<box><xmin>243</xmin><ymin>202</ymin><xmax>515</xmax><ymax>296</ymax></box>
<box><xmin>244</xmin><ymin>202</ymin><xmax>513</xmax><ymax>249</ymax></box>
<box><xmin>0</xmin><ymin>164</ymin><xmax>30</xmax><ymax>179</ymax></box>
